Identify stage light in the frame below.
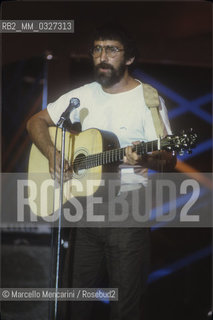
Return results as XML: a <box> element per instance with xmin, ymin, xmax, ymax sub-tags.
<box><xmin>46</xmin><ymin>54</ymin><xmax>53</xmax><ymax>60</ymax></box>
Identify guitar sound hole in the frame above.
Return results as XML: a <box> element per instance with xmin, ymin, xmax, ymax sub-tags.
<box><xmin>73</xmin><ymin>153</ymin><xmax>86</xmax><ymax>175</ymax></box>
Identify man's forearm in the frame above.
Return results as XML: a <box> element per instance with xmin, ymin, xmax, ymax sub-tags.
<box><xmin>26</xmin><ymin>110</ymin><xmax>69</xmax><ymax>180</ymax></box>
<box><xmin>26</xmin><ymin>116</ymin><xmax>55</xmax><ymax>160</ymax></box>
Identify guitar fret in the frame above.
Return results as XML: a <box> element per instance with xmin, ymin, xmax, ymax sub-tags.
<box><xmin>148</xmin><ymin>142</ymin><xmax>151</xmax><ymax>153</ymax></box>
<box><xmin>122</xmin><ymin>148</ymin><xmax>125</xmax><ymax>160</ymax></box>
<box><xmin>119</xmin><ymin>149</ymin><xmax>122</xmax><ymax>161</ymax></box>
<box><xmin>137</xmin><ymin>144</ymin><xmax>140</xmax><ymax>155</ymax></box>
<box><xmin>116</xmin><ymin>149</ymin><xmax>119</xmax><ymax>162</ymax></box>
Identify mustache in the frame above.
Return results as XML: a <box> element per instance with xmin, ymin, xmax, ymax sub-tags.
<box><xmin>96</xmin><ymin>62</ymin><xmax>113</xmax><ymax>70</ymax></box>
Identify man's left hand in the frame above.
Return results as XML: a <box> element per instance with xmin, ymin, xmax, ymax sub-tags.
<box><xmin>123</xmin><ymin>141</ymin><xmax>142</xmax><ymax>165</ymax></box>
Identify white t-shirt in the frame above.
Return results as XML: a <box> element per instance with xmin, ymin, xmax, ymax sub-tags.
<box><xmin>47</xmin><ymin>81</ymin><xmax>172</xmax><ymax>187</ymax></box>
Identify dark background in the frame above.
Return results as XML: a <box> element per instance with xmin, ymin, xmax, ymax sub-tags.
<box><xmin>1</xmin><ymin>1</ymin><xmax>212</xmax><ymax>320</ymax></box>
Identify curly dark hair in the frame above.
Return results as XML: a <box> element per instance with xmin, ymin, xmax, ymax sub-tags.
<box><xmin>90</xmin><ymin>23</ymin><xmax>136</xmax><ymax>61</ymax></box>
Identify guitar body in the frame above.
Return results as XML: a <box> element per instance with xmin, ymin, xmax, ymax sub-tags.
<box><xmin>28</xmin><ymin>127</ymin><xmax>120</xmax><ymax>216</ymax></box>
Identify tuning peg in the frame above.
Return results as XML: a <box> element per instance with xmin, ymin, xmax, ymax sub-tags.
<box><xmin>179</xmin><ymin>149</ymin><xmax>185</xmax><ymax>156</ymax></box>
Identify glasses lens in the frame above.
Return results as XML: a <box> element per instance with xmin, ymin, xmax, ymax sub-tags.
<box><xmin>106</xmin><ymin>46</ymin><xmax>118</xmax><ymax>57</ymax></box>
<box><xmin>91</xmin><ymin>46</ymin><xmax>122</xmax><ymax>57</ymax></box>
<box><xmin>92</xmin><ymin>46</ymin><xmax>102</xmax><ymax>57</ymax></box>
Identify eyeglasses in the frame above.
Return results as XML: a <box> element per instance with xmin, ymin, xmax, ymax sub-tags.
<box><xmin>90</xmin><ymin>45</ymin><xmax>124</xmax><ymax>58</ymax></box>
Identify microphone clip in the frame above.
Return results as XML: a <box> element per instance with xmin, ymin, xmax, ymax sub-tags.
<box><xmin>56</xmin><ymin>97</ymin><xmax>80</xmax><ymax>129</ymax></box>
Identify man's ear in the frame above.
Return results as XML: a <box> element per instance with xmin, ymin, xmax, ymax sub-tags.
<box><xmin>126</xmin><ymin>56</ymin><xmax>135</xmax><ymax>66</ymax></box>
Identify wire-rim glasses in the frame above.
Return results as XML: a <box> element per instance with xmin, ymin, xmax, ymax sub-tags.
<box><xmin>90</xmin><ymin>45</ymin><xmax>124</xmax><ymax>58</ymax></box>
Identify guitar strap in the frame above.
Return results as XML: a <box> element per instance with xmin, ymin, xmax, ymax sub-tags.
<box><xmin>142</xmin><ymin>82</ymin><xmax>167</xmax><ymax>138</ymax></box>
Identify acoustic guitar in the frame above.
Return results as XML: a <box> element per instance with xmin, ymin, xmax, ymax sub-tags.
<box><xmin>28</xmin><ymin>127</ymin><xmax>197</xmax><ymax>216</ymax></box>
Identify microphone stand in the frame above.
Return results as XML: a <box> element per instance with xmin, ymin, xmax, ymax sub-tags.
<box><xmin>49</xmin><ymin>98</ymin><xmax>80</xmax><ymax>320</ymax></box>
<box><xmin>53</xmin><ymin>119</ymin><xmax>70</xmax><ymax>320</ymax></box>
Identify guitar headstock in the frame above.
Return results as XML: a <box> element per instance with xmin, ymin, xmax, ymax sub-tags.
<box><xmin>161</xmin><ymin>128</ymin><xmax>198</xmax><ymax>155</ymax></box>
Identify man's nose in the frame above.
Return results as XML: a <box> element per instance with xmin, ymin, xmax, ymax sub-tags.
<box><xmin>99</xmin><ymin>48</ymin><xmax>108</xmax><ymax>61</ymax></box>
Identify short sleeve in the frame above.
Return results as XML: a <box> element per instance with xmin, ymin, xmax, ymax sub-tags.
<box><xmin>47</xmin><ymin>90</ymin><xmax>81</xmax><ymax>125</ymax></box>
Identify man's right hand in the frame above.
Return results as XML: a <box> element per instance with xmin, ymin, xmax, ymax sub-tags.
<box><xmin>48</xmin><ymin>147</ymin><xmax>71</xmax><ymax>183</ymax></box>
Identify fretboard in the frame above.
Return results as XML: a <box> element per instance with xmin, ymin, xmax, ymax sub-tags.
<box><xmin>75</xmin><ymin>139</ymin><xmax>159</xmax><ymax>171</ymax></box>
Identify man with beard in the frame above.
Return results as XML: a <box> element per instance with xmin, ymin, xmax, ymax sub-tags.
<box><xmin>27</xmin><ymin>24</ymin><xmax>176</xmax><ymax>320</ymax></box>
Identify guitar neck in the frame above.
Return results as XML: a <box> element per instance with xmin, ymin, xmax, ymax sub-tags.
<box><xmin>77</xmin><ymin>139</ymin><xmax>159</xmax><ymax>170</ymax></box>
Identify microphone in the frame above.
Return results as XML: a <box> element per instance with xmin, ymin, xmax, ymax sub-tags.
<box><xmin>56</xmin><ymin>97</ymin><xmax>80</xmax><ymax>127</ymax></box>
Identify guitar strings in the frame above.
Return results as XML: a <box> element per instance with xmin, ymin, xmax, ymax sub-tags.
<box><xmin>68</xmin><ymin>140</ymin><xmax>159</xmax><ymax>170</ymax></box>
<box><xmin>70</xmin><ymin>141</ymin><xmax>158</xmax><ymax>167</ymax></box>
<box><xmin>70</xmin><ymin>132</ymin><xmax>196</xmax><ymax>171</ymax></box>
